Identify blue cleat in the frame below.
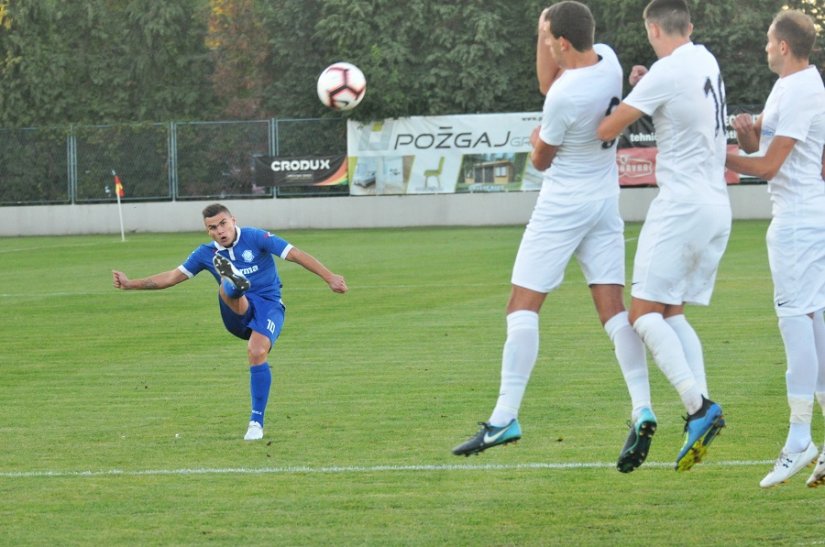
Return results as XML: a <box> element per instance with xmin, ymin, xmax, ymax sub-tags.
<box><xmin>617</xmin><ymin>407</ymin><xmax>657</xmax><ymax>473</ymax></box>
<box><xmin>452</xmin><ymin>419</ymin><xmax>522</xmax><ymax>456</ymax></box>
<box><xmin>675</xmin><ymin>397</ymin><xmax>725</xmax><ymax>471</ymax></box>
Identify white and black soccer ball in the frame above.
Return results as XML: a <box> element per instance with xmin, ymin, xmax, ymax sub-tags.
<box><xmin>316</xmin><ymin>62</ymin><xmax>367</xmax><ymax>111</ymax></box>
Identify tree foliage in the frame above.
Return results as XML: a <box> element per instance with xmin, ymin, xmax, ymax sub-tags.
<box><xmin>0</xmin><ymin>0</ymin><xmax>822</xmax><ymax>127</ymax></box>
<box><xmin>0</xmin><ymin>0</ymin><xmax>216</xmax><ymax>127</ymax></box>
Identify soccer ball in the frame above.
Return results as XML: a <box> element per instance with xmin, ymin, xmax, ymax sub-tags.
<box><xmin>316</xmin><ymin>62</ymin><xmax>366</xmax><ymax>111</ymax></box>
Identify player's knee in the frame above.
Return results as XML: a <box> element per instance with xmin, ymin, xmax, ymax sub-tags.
<box><xmin>247</xmin><ymin>344</ymin><xmax>269</xmax><ymax>364</ymax></box>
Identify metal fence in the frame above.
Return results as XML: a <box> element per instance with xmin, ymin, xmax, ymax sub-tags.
<box><xmin>0</xmin><ymin>118</ymin><xmax>347</xmax><ymax>206</ymax></box>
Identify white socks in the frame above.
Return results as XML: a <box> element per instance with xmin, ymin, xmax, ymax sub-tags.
<box><xmin>666</xmin><ymin>314</ymin><xmax>708</xmax><ymax>397</ymax></box>
<box><xmin>812</xmin><ymin>311</ymin><xmax>825</xmax><ymax>428</ymax></box>
<box><xmin>633</xmin><ymin>312</ymin><xmax>703</xmax><ymax>415</ymax></box>
<box><xmin>604</xmin><ymin>311</ymin><xmax>650</xmax><ymax>420</ymax></box>
<box><xmin>489</xmin><ymin>310</ymin><xmax>539</xmax><ymax>427</ymax></box>
<box><xmin>779</xmin><ymin>314</ymin><xmax>818</xmax><ymax>452</ymax></box>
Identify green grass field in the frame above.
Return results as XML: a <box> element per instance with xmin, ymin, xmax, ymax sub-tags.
<box><xmin>1</xmin><ymin>220</ymin><xmax>824</xmax><ymax>545</ymax></box>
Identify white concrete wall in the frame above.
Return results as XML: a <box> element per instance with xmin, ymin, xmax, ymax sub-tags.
<box><xmin>0</xmin><ymin>184</ymin><xmax>770</xmax><ymax>236</ymax></box>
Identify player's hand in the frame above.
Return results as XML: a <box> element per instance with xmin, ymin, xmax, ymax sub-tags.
<box><xmin>629</xmin><ymin>65</ymin><xmax>648</xmax><ymax>86</ymax></box>
<box><xmin>730</xmin><ymin>113</ymin><xmax>754</xmax><ymax>133</ymax></box>
<box><xmin>328</xmin><ymin>274</ymin><xmax>348</xmax><ymax>294</ymax></box>
<box><xmin>112</xmin><ymin>270</ymin><xmax>130</xmax><ymax>290</ymax></box>
<box><xmin>537</xmin><ymin>7</ymin><xmax>551</xmax><ymax>34</ymax></box>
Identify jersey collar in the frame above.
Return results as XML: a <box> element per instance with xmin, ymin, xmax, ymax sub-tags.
<box><xmin>213</xmin><ymin>226</ymin><xmax>242</xmax><ymax>250</ymax></box>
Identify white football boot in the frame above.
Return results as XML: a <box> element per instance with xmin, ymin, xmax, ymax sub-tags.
<box><xmin>760</xmin><ymin>442</ymin><xmax>818</xmax><ymax>488</ymax></box>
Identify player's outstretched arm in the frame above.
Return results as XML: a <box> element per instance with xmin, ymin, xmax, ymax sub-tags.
<box><xmin>112</xmin><ymin>269</ymin><xmax>188</xmax><ymax>290</ymax></box>
<box><xmin>285</xmin><ymin>248</ymin><xmax>348</xmax><ymax>294</ymax></box>
<box><xmin>597</xmin><ymin>102</ymin><xmax>644</xmax><ymax>142</ymax></box>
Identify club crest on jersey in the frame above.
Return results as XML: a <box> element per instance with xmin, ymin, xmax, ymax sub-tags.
<box><xmin>242</xmin><ymin>250</ymin><xmax>255</xmax><ymax>263</ymax></box>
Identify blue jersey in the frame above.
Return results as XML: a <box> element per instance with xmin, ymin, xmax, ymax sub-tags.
<box><xmin>179</xmin><ymin>226</ymin><xmax>293</xmax><ymax>301</ymax></box>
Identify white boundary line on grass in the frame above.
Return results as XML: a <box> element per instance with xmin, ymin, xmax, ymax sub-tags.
<box><xmin>0</xmin><ymin>460</ymin><xmax>774</xmax><ymax>479</ymax></box>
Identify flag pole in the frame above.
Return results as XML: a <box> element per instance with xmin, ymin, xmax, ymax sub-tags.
<box><xmin>112</xmin><ymin>169</ymin><xmax>126</xmax><ymax>242</ymax></box>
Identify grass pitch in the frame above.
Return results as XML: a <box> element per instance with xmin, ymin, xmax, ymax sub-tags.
<box><xmin>1</xmin><ymin>220</ymin><xmax>823</xmax><ymax>545</ymax></box>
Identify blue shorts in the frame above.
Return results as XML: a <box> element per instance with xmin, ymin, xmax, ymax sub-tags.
<box><xmin>218</xmin><ymin>293</ymin><xmax>285</xmax><ymax>347</ymax></box>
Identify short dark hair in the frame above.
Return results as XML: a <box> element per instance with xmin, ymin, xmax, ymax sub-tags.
<box><xmin>643</xmin><ymin>0</ymin><xmax>691</xmax><ymax>36</ymax></box>
<box><xmin>772</xmin><ymin>9</ymin><xmax>817</xmax><ymax>59</ymax></box>
<box><xmin>544</xmin><ymin>1</ymin><xmax>595</xmax><ymax>53</ymax></box>
<box><xmin>202</xmin><ymin>203</ymin><xmax>231</xmax><ymax>218</ymax></box>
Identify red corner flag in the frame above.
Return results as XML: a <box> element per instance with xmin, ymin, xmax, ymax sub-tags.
<box><xmin>114</xmin><ymin>174</ymin><xmax>125</xmax><ymax>198</ymax></box>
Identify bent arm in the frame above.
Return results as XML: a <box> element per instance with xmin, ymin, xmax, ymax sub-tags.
<box><xmin>597</xmin><ymin>102</ymin><xmax>644</xmax><ymax>142</ymax></box>
<box><xmin>536</xmin><ymin>10</ymin><xmax>562</xmax><ymax>95</ymax></box>
<box><xmin>725</xmin><ymin>135</ymin><xmax>797</xmax><ymax>181</ymax></box>
<box><xmin>112</xmin><ymin>268</ymin><xmax>188</xmax><ymax>290</ymax></box>
<box><xmin>285</xmin><ymin>247</ymin><xmax>348</xmax><ymax>293</ymax></box>
<box><xmin>731</xmin><ymin>113</ymin><xmax>762</xmax><ymax>154</ymax></box>
<box><xmin>529</xmin><ymin>125</ymin><xmax>558</xmax><ymax>171</ymax></box>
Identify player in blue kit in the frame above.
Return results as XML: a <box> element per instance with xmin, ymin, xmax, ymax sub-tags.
<box><xmin>112</xmin><ymin>203</ymin><xmax>348</xmax><ymax>440</ymax></box>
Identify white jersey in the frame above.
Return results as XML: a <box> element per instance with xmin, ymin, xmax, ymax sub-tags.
<box><xmin>538</xmin><ymin>43</ymin><xmax>622</xmax><ymax>204</ymax></box>
<box><xmin>624</xmin><ymin>42</ymin><xmax>729</xmax><ymax>205</ymax></box>
<box><xmin>759</xmin><ymin>66</ymin><xmax>825</xmax><ymax>218</ymax></box>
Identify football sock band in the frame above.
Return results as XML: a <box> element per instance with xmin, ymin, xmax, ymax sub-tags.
<box><xmin>489</xmin><ymin>310</ymin><xmax>539</xmax><ymax>428</ymax></box>
<box><xmin>786</xmin><ymin>396</ymin><xmax>814</xmax><ymax>453</ymax></box>
<box><xmin>249</xmin><ymin>363</ymin><xmax>272</xmax><ymax>427</ymax></box>
<box><xmin>666</xmin><ymin>314</ymin><xmax>708</xmax><ymax>398</ymax></box>
<box><xmin>604</xmin><ymin>311</ymin><xmax>651</xmax><ymax>419</ymax></box>
<box><xmin>222</xmin><ymin>278</ymin><xmax>246</xmax><ymax>299</ymax></box>
<box><xmin>633</xmin><ymin>312</ymin><xmax>703</xmax><ymax>415</ymax></box>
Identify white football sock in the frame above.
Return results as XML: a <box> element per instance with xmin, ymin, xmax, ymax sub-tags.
<box><xmin>489</xmin><ymin>310</ymin><xmax>539</xmax><ymax>427</ymax></box>
<box><xmin>666</xmin><ymin>314</ymin><xmax>708</xmax><ymax>397</ymax></box>
<box><xmin>633</xmin><ymin>312</ymin><xmax>703</xmax><ymax>414</ymax></box>
<box><xmin>778</xmin><ymin>315</ymin><xmax>817</xmax><ymax>452</ymax></box>
<box><xmin>811</xmin><ymin>310</ymin><xmax>825</xmax><ymax>421</ymax></box>
<box><xmin>604</xmin><ymin>311</ymin><xmax>651</xmax><ymax>420</ymax></box>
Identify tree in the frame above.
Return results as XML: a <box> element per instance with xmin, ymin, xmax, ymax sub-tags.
<box><xmin>0</xmin><ymin>0</ymin><xmax>216</xmax><ymax>127</ymax></box>
<box><xmin>0</xmin><ymin>0</ymin><xmax>821</xmax><ymax>126</ymax></box>
<box><xmin>207</xmin><ymin>0</ymin><xmax>271</xmax><ymax>119</ymax></box>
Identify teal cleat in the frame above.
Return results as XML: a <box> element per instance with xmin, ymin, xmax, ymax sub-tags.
<box><xmin>452</xmin><ymin>419</ymin><xmax>522</xmax><ymax>456</ymax></box>
<box><xmin>617</xmin><ymin>407</ymin><xmax>657</xmax><ymax>473</ymax></box>
<box><xmin>675</xmin><ymin>397</ymin><xmax>725</xmax><ymax>471</ymax></box>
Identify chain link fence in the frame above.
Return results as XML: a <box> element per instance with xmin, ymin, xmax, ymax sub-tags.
<box><xmin>0</xmin><ymin>118</ymin><xmax>347</xmax><ymax>206</ymax></box>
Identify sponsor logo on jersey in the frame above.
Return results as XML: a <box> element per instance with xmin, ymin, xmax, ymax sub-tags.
<box><xmin>240</xmin><ymin>265</ymin><xmax>259</xmax><ymax>275</ymax></box>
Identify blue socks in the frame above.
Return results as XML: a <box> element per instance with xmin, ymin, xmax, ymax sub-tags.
<box><xmin>249</xmin><ymin>363</ymin><xmax>272</xmax><ymax>426</ymax></box>
<box><xmin>222</xmin><ymin>278</ymin><xmax>246</xmax><ymax>299</ymax></box>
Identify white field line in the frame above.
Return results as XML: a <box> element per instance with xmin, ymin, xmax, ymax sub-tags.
<box><xmin>0</xmin><ymin>459</ymin><xmax>774</xmax><ymax>479</ymax></box>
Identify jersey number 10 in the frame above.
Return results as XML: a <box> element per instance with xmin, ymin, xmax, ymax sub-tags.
<box><xmin>703</xmin><ymin>74</ymin><xmax>726</xmax><ymax>138</ymax></box>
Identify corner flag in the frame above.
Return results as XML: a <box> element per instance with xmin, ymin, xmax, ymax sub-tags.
<box><xmin>112</xmin><ymin>170</ymin><xmax>126</xmax><ymax>242</ymax></box>
<box><xmin>114</xmin><ymin>174</ymin><xmax>125</xmax><ymax>197</ymax></box>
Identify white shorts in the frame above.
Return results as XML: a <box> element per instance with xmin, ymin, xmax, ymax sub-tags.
<box><xmin>767</xmin><ymin>213</ymin><xmax>825</xmax><ymax>317</ymax></box>
<box><xmin>632</xmin><ymin>198</ymin><xmax>731</xmax><ymax>306</ymax></box>
<box><xmin>511</xmin><ymin>194</ymin><xmax>625</xmax><ymax>293</ymax></box>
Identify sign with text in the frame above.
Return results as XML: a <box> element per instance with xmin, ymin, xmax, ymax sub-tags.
<box><xmin>347</xmin><ymin>113</ymin><xmax>542</xmax><ymax>195</ymax></box>
<box><xmin>254</xmin><ymin>154</ymin><xmax>347</xmax><ymax>187</ymax></box>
